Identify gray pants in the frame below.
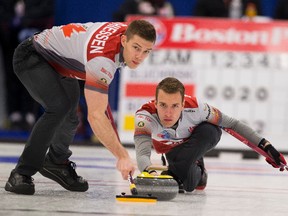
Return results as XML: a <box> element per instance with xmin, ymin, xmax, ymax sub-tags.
<box><xmin>165</xmin><ymin>122</ymin><xmax>222</xmax><ymax>190</ymax></box>
<box><xmin>13</xmin><ymin>37</ymin><xmax>80</xmax><ymax>176</ymax></box>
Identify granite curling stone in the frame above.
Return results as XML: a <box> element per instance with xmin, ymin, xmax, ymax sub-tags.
<box><xmin>134</xmin><ymin>172</ymin><xmax>179</xmax><ymax>201</ymax></box>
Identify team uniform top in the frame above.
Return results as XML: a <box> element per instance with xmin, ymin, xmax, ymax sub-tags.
<box><xmin>134</xmin><ymin>95</ymin><xmax>263</xmax><ymax>171</ymax></box>
<box><xmin>33</xmin><ymin>22</ymin><xmax>127</xmax><ymax>94</ymax></box>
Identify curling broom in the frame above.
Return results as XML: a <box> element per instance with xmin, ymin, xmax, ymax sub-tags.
<box><xmin>105</xmin><ymin>105</ymin><xmax>157</xmax><ymax>202</ymax></box>
<box><xmin>223</xmin><ymin>127</ymin><xmax>288</xmax><ymax>171</ymax></box>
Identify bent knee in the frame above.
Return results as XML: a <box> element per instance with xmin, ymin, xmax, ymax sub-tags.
<box><xmin>45</xmin><ymin>98</ymin><xmax>72</xmax><ymax>117</ymax></box>
<box><xmin>195</xmin><ymin>122</ymin><xmax>222</xmax><ymax>143</ymax></box>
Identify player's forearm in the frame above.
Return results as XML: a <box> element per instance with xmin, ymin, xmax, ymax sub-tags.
<box><xmin>88</xmin><ymin>113</ymin><xmax>129</xmax><ymax>159</ymax></box>
<box><xmin>137</xmin><ymin>155</ymin><xmax>152</xmax><ymax>172</ymax></box>
<box><xmin>220</xmin><ymin>112</ymin><xmax>263</xmax><ymax>145</ymax></box>
<box><xmin>134</xmin><ymin>136</ymin><xmax>153</xmax><ymax>171</ymax></box>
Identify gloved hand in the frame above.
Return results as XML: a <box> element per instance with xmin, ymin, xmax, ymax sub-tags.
<box><xmin>262</xmin><ymin>144</ymin><xmax>287</xmax><ymax>171</ymax></box>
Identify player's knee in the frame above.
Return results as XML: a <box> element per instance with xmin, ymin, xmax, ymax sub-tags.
<box><xmin>46</xmin><ymin>98</ymin><xmax>71</xmax><ymax>118</ymax></box>
<box><xmin>195</xmin><ymin>122</ymin><xmax>222</xmax><ymax>143</ymax></box>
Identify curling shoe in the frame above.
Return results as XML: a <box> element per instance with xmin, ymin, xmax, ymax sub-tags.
<box><xmin>195</xmin><ymin>169</ymin><xmax>207</xmax><ymax>190</ymax></box>
<box><xmin>183</xmin><ymin>157</ymin><xmax>208</xmax><ymax>192</ymax></box>
<box><xmin>39</xmin><ymin>157</ymin><xmax>88</xmax><ymax>192</ymax></box>
<box><xmin>5</xmin><ymin>169</ymin><xmax>35</xmax><ymax>195</ymax></box>
<box><xmin>195</xmin><ymin>157</ymin><xmax>207</xmax><ymax>190</ymax></box>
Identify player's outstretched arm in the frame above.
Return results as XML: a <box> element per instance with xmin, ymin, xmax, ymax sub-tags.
<box><xmin>84</xmin><ymin>88</ymin><xmax>135</xmax><ymax>179</ymax></box>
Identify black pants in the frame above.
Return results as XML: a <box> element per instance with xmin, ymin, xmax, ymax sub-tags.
<box><xmin>165</xmin><ymin>122</ymin><xmax>222</xmax><ymax>188</ymax></box>
<box><xmin>13</xmin><ymin>37</ymin><xmax>80</xmax><ymax>176</ymax></box>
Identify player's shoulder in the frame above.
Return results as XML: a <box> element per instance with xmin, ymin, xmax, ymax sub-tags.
<box><xmin>86</xmin><ymin>22</ymin><xmax>127</xmax><ymax>62</ymax></box>
<box><xmin>184</xmin><ymin>95</ymin><xmax>199</xmax><ymax>108</ymax></box>
<box><xmin>136</xmin><ymin>100</ymin><xmax>156</xmax><ymax>115</ymax></box>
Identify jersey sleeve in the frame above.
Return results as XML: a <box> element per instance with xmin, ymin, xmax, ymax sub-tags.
<box><xmin>134</xmin><ymin>111</ymin><xmax>154</xmax><ymax>172</ymax></box>
<box><xmin>190</xmin><ymin>97</ymin><xmax>222</xmax><ymax>124</ymax></box>
<box><xmin>84</xmin><ymin>57</ymin><xmax>116</xmax><ymax>94</ymax></box>
<box><xmin>134</xmin><ymin>111</ymin><xmax>154</xmax><ymax>137</ymax></box>
<box><xmin>220</xmin><ymin>112</ymin><xmax>263</xmax><ymax>146</ymax></box>
<box><xmin>198</xmin><ymin>98</ymin><xmax>263</xmax><ymax>146</ymax></box>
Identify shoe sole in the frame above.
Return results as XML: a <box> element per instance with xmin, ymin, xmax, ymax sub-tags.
<box><xmin>5</xmin><ymin>182</ymin><xmax>35</xmax><ymax>195</ymax></box>
<box><xmin>195</xmin><ymin>185</ymin><xmax>206</xmax><ymax>190</ymax></box>
<box><xmin>196</xmin><ymin>170</ymin><xmax>207</xmax><ymax>190</ymax></box>
<box><xmin>39</xmin><ymin>168</ymin><xmax>88</xmax><ymax>192</ymax></box>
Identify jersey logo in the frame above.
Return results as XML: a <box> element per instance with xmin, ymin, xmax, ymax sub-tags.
<box><xmin>100</xmin><ymin>67</ymin><xmax>112</xmax><ymax>79</ymax></box>
<box><xmin>157</xmin><ymin>130</ymin><xmax>170</xmax><ymax>139</ymax></box>
<box><xmin>138</xmin><ymin>121</ymin><xmax>145</xmax><ymax>127</ymax></box>
<box><xmin>60</xmin><ymin>24</ymin><xmax>86</xmax><ymax>38</ymax></box>
<box><xmin>100</xmin><ymin>78</ymin><xmax>107</xmax><ymax>84</ymax></box>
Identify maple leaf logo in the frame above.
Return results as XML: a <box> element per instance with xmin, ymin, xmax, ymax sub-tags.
<box><xmin>60</xmin><ymin>24</ymin><xmax>86</xmax><ymax>38</ymax></box>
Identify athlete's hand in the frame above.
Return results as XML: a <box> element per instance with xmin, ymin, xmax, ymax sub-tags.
<box><xmin>147</xmin><ymin>170</ymin><xmax>159</xmax><ymax>176</ymax></box>
<box><xmin>116</xmin><ymin>157</ymin><xmax>135</xmax><ymax>180</ymax></box>
<box><xmin>143</xmin><ymin>170</ymin><xmax>159</xmax><ymax>176</ymax></box>
<box><xmin>263</xmin><ymin>144</ymin><xmax>287</xmax><ymax>171</ymax></box>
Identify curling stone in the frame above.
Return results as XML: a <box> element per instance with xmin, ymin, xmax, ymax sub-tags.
<box><xmin>134</xmin><ymin>171</ymin><xmax>179</xmax><ymax>201</ymax></box>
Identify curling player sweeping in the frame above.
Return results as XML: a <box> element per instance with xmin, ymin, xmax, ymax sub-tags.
<box><xmin>133</xmin><ymin>77</ymin><xmax>288</xmax><ymax>194</ymax></box>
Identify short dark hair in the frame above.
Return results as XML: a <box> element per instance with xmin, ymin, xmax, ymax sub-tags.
<box><xmin>125</xmin><ymin>19</ymin><xmax>156</xmax><ymax>43</ymax></box>
<box><xmin>156</xmin><ymin>77</ymin><xmax>185</xmax><ymax>102</ymax></box>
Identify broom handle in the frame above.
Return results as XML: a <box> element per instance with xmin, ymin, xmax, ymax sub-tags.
<box><xmin>105</xmin><ymin>105</ymin><xmax>138</xmax><ymax>194</ymax></box>
<box><xmin>223</xmin><ymin>127</ymin><xmax>288</xmax><ymax>170</ymax></box>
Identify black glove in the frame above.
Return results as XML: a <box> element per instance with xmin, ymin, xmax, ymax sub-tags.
<box><xmin>259</xmin><ymin>139</ymin><xmax>287</xmax><ymax>171</ymax></box>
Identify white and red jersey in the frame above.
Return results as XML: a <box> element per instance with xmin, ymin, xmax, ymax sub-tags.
<box><xmin>33</xmin><ymin>22</ymin><xmax>127</xmax><ymax>94</ymax></box>
<box><xmin>134</xmin><ymin>95</ymin><xmax>223</xmax><ymax>154</ymax></box>
<box><xmin>134</xmin><ymin>95</ymin><xmax>262</xmax><ymax>154</ymax></box>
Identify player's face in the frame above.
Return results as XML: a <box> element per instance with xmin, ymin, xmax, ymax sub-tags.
<box><xmin>155</xmin><ymin>89</ymin><xmax>185</xmax><ymax>128</ymax></box>
<box><xmin>121</xmin><ymin>34</ymin><xmax>153</xmax><ymax>69</ymax></box>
